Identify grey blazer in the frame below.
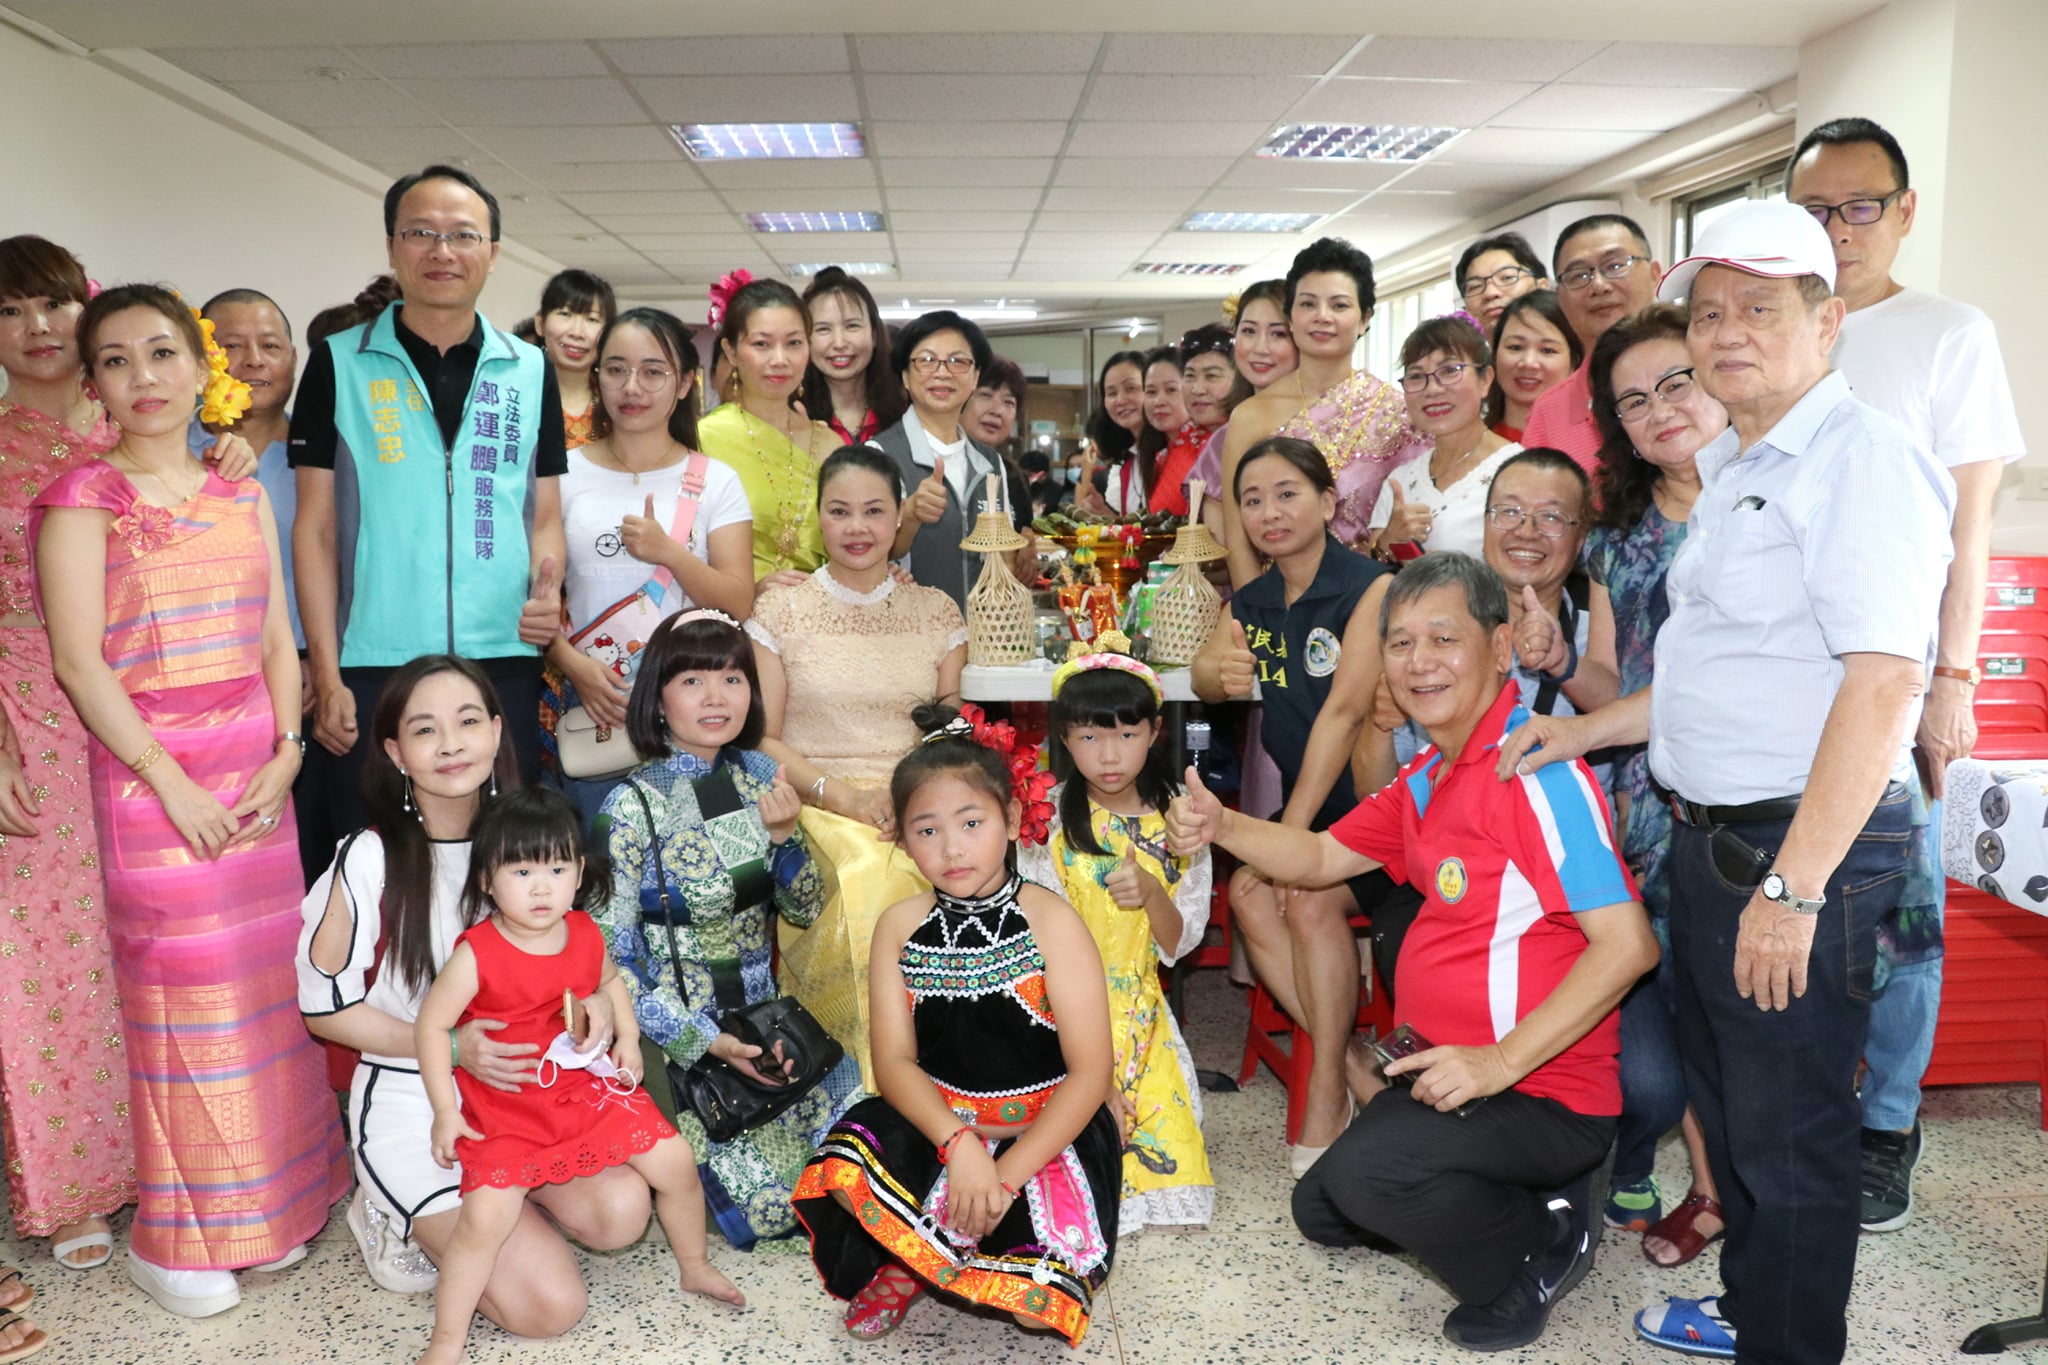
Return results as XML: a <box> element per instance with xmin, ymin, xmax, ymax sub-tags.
<box><xmin>869</xmin><ymin>419</ymin><xmax>1032</xmax><ymax>609</ymax></box>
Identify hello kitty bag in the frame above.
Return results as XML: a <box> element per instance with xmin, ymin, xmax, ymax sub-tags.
<box><xmin>558</xmin><ymin>454</ymin><xmax>709</xmax><ymax>780</ymax></box>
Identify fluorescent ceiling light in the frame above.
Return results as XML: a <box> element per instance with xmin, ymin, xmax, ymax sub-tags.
<box><xmin>1181</xmin><ymin>211</ymin><xmax>1321</xmax><ymax>233</ymax></box>
<box><xmin>1257</xmin><ymin>123</ymin><xmax>1462</xmax><ymax>162</ymax></box>
<box><xmin>746</xmin><ymin>211</ymin><xmax>885</xmax><ymax>233</ymax></box>
<box><xmin>671</xmin><ymin>122</ymin><xmax>864</xmax><ymax>160</ymax></box>
<box><xmin>1132</xmin><ymin>262</ymin><xmax>1246</xmax><ymax>276</ymax></box>
<box><xmin>783</xmin><ymin>262</ymin><xmax>894</xmax><ymax>276</ymax></box>
<box><xmin>878</xmin><ymin>303</ymin><xmax>1039</xmax><ymax>323</ymax></box>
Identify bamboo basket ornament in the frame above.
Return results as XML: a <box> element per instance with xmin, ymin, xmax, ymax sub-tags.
<box><xmin>959</xmin><ymin>472</ymin><xmax>1034</xmax><ymax>665</ymax></box>
<box><xmin>1148</xmin><ymin>486</ymin><xmax>1227</xmax><ymax>667</ymax></box>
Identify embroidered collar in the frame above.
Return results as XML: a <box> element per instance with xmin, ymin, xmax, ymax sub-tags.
<box><xmin>813</xmin><ymin>564</ymin><xmax>896</xmax><ymax>606</ymax></box>
<box><xmin>933</xmin><ymin>871</ymin><xmax>1024</xmax><ymax>917</ymax></box>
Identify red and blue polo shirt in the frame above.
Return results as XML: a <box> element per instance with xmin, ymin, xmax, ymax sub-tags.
<box><xmin>1330</xmin><ymin>680</ymin><xmax>1638</xmax><ymax>1116</ymax></box>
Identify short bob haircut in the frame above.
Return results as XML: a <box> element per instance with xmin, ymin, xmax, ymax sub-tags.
<box><xmin>458</xmin><ymin>787</ymin><xmax>612</xmax><ymax>929</ymax></box>
<box><xmin>625</xmin><ymin>613</ymin><xmax>766</xmax><ymax>757</ymax></box>
<box><xmin>76</xmin><ymin>283</ymin><xmax>208</xmax><ymax>379</ymax></box>
<box><xmin>1455</xmin><ymin>232</ymin><xmax>1547</xmax><ymax>290</ymax></box>
<box><xmin>1399</xmin><ymin>315</ymin><xmax>1491</xmax><ymax>372</ymax></box>
<box><xmin>1485</xmin><ymin>290</ymin><xmax>1582</xmax><ymax>425</ymax></box>
<box><xmin>385</xmin><ymin>163</ymin><xmax>502</xmax><ymax>241</ymax></box>
<box><xmin>890</xmin><ymin>309</ymin><xmax>993</xmax><ymax>380</ymax></box>
<box><xmin>977</xmin><ymin>355</ymin><xmax>1029</xmax><ymax>411</ymax></box>
<box><xmin>1285</xmin><ymin>237</ymin><xmax>1377</xmax><ymax>314</ymax></box>
<box><xmin>538</xmin><ymin>269</ymin><xmax>617</xmax><ymax>328</ymax></box>
<box><xmin>1232</xmin><ymin>434</ymin><xmax>1335</xmax><ymax>502</ymax></box>
<box><xmin>816</xmin><ymin>444</ymin><xmax>904</xmax><ymax>507</ymax></box>
<box><xmin>590</xmin><ymin>306</ymin><xmax>701</xmax><ymax>450</ymax></box>
<box><xmin>1379</xmin><ymin>550</ymin><xmax>1510</xmax><ymax>639</ymax></box>
<box><xmin>0</xmin><ymin>235</ymin><xmax>89</xmax><ymax>307</ymax></box>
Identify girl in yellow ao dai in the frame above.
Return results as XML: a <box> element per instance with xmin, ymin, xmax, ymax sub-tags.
<box><xmin>1017</xmin><ymin>646</ymin><xmax>1214</xmax><ymax>1233</ymax></box>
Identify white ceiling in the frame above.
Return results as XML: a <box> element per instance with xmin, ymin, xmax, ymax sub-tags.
<box><xmin>9</xmin><ymin>4</ymin><xmax>1871</xmax><ymax>318</ymax></box>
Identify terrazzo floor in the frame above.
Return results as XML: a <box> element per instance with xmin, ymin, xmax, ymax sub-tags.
<box><xmin>12</xmin><ymin>970</ymin><xmax>2048</xmax><ymax>1364</ymax></box>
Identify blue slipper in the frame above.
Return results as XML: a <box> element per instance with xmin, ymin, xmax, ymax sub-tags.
<box><xmin>1634</xmin><ymin>1295</ymin><xmax>1736</xmax><ymax>1358</ymax></box>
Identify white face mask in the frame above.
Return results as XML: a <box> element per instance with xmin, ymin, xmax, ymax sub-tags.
<box><xmin>537</xmin><ymin>1029</ymin><xmax>637</xmax><ymax>1092</ymax></box>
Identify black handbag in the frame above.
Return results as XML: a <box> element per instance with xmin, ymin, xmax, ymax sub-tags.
<box><xmin>627</xmin><ymin>775</ymin><xmax>844</xmax><ymax>1144</ymax></box>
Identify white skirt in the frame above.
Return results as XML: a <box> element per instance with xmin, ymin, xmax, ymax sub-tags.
<box><xmin>350</xmin><ymin>1062</ymin><xmax>462</xmax><ymax>1235</ymax></box>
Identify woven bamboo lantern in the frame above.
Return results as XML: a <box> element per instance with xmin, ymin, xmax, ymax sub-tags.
<box><xmin>960</xmin><ymin>473</ymin><xmax>1035</xmax><ymax>666</ymax></box>
<box><xmin>1147</xmin><ymin>486</ymin><xmax>1228</xmax><ymax>666</ymax></box>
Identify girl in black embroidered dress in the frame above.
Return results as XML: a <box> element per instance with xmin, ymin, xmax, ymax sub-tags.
<box><xmin>792</xmin><ymin>704</ymin><xmax>1117</xmax><ymax>1344</ymax></box>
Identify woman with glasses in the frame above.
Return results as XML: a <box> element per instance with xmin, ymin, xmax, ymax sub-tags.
<box><xmin>543</xmin><ymin>308</ymin><xmax>755</xmax><ymax>822</ymax></box>
<box><xmin>878</xmin><ymin>310</ymin><xmax>1031</xmax><ymax>609</ymax></box>
<box><xmin>1487</xmin><ymin>291</ymin><xmax>1582</xmax><ymax>442</ymax></box>
<box><xmin>531</xmin><ymin>269</ymin><xmax>616</xmax><ymax>451</ymax></box>
<box><xmin>801</xmin><ymin>267</ymin><xmax>904</xmax><ymax>447</ymax></box>
<box><xmin>1365</xmin><ymin>318</ymin><xmax>1520</xmax><ymax>561</ymax></box>
<box><xmin>1454</xmin><ymin>232</ymin><xmax>1549</xmax><ymax>335</ymax></box>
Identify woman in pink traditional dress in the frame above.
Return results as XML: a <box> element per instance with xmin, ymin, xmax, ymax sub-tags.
<box><xmin>32</xmin><ymin>284</ymin><xmax>348</xmax><ymax>1319</ymax></box>
<box><xmin>1218</xmin><ymin>237</ymin><xmax>1423</xmax><ymax>588</ymax></box>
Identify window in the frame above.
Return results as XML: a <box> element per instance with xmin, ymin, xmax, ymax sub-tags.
<box><xmin>1674</xmin><ymin>162</ymin><xmax>1789</xmax><ymax>260</ymax></box>
<box><xmin>1366</xmin><ymin>275</ymin><xmax>1461</xmax><ymax>381</ymax></box>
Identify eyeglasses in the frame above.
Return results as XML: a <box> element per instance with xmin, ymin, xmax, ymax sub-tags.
<box><xmin>393</xmin><ymin>227</ymin><xmax>491</xmax><ymax>251</ymax></box>
<box><xmin>1486</xmin><ymin>504</ymin><xmax>1580</xmax><ymax>538</ymax></box>
<box><xmin>599</xmin><ymin>362</ymin><xmax>677</xmax><ymax>388</ymax></box>
<box><xmin>1614</xmin><ymin>367</ymin><xmax>1696</xmax><ymax>421</ymax></box>
<box><xmin>1558</xmin><ymin>255</ymin><xmax>1649</xmax><ymax>292</ymax></box>
<box><xmin>1800</xmin><ymin>190</ymin><xmax>1905</xmax><ymax>228</ymax></box>
<box><xmin>1399</xmin><ymin>362</ymin><xmax>1476</xmax><ymax>393</ymax></box>
<box><xmin>1460</xmin><ymin>265</ymin><xmax>1535</xmax><ymax>298</ymax></box>
<box><xmin>909</xmin><ymin>352</ymin><xmax>977</xmax><ymax>375</ymax></box>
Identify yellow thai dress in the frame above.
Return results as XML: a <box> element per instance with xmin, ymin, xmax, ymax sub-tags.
<box><xmin>697</xmin><ymin>403</ymin><xmax>833</xmax><ymax>580</ymax></box>
<box><xmin>1018</xmin><ymin>790</ymin><xmax>1215</xmax><ymax>1233</ymax></box>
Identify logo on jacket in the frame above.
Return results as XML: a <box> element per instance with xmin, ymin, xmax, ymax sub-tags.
<box><xmin>1435</xmin><ymin>857</ymin><xmax>1467</xmax><ymax>903</ymax></box>
<box><xmin>1304</xmin><ymin>626</ymin><xmax>1341</xmax><ymax>678</ymax></box>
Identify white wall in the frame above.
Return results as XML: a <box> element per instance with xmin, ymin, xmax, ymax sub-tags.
<box><xmin>0</xmin><ymin>23</ymin><xmax>556</xmax><ymax>362</ymax></box>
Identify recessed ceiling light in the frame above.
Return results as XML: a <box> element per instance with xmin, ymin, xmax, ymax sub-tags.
<box><xmin>1133</xmin><ymin>262</ymin><xmax>1247</xmax><ymax>276</ymax></box>
<box><xmin>1181</xmin><ymin>211</ymin><xmax>1321</xmax><ymax>233</ymax></box>
<box><xmin>747</xmin><ymin>211</ymin><xmax>884</xmax><ymax>234</ymax></box>
<box><xmin>1257</xmin><ymin>124</ymin><xmax>1463</xmax><ymax>162</ymax></box>
<box><xmin>671</xmin><ymin>123</ymin><xmax>865</xmax><ymax>161</ymax></box>
<box><xmin>782</xmin><ymin>261</ymin><xmax>893</xmax><ymax>276</ymax></box>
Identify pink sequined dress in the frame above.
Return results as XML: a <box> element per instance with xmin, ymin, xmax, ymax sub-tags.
<box><xmin>1276</xmin><ymin>370</ymin><xmax>1426</xmax><ymax>552</ymax></box>
<box><xmin>0</xmin><ymin>400</ymin><xmax>134</xmax><ymax>1237</ymax></box>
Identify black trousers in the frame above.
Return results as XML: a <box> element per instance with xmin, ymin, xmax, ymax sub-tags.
<box><xmin>1292</xmin><ymin>1085</ymin><xmax>1612</xmax><ymax>1304</ymax></box>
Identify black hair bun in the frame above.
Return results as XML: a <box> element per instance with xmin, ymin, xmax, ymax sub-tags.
<box><xmin>910</xmin><ymin>699</ymin><xmax>962</xmax><ymax>735</ymax></box>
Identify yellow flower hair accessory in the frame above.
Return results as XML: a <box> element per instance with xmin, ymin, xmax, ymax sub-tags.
<box><xmin>1220</xmin><ymin>290</ymin><xmax>1243</xmax><ymax>327</ymax></box>
<box><xmin>1051</xmin><ymin>630</ymin><xmax>1162</xmax><ymax>703</ymax></box>
<box><xmin>193</xmin><ymin>310</ymin><xmax>253</xmax><ymax>427</ymax></box>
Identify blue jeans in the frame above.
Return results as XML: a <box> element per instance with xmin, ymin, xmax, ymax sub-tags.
<box><xmin>1861</xmin><ymin>797</ymin><xmax>1944</xmax><ymax>1132</ymax></box>
<box><xmin>1667</xmin><ymin>785</ymin><xmax>1911</xmax><ymax>1365</ymax></box>
<box><xmin>1615</xmin><ymin>942</ymin><xmax>1687</xmax><ymax>1186</ymax></box>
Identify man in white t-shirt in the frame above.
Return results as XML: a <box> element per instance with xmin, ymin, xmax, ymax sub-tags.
<box><xmin>1790</xmin><ymin>116</ymin><xmax>2026</xmax><ymax>1234</ymax></box>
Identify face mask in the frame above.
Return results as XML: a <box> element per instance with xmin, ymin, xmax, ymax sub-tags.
<box><xmin>537</xmin><ymin>1029</ymin><xmax>637</xmax><ymax>1092</ymax></box>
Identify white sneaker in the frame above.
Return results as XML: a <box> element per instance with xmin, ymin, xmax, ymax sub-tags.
<box><xmin>126</xmin><ymin>1247</ymin><xmax>240</xmax><ymax>1318</ymax></box>
<box><xmin>246</xmin><ymin>1243</ymin><xmax>307</xmax><ymax>1272</ymax></box>
<box><xmin>346</xmin><ymin>1188</ymin><xmax>439</xmax><ymax>1294</ymax></box>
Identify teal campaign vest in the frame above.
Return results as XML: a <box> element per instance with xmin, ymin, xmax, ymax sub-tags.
<box><xmin>326</xmin><ymin>306</ymin><xmax>545</xmax><ymax>666</ymax></box>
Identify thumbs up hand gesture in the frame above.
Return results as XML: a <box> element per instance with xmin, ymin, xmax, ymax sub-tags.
<box><xmin>518</xmin><ymin>554</ymin><xmax>563</xmax><ymax>647</ymax></box>
<box><xmin>620</xmin><ymin>492</ymin><xmax>676</xmax><ymax>566</ymax></box>
<box><xmin>1220</xmin><ymin>618</ymin><xmax>1258</xmax><ymax>698</ymax></box>
<box><xmin>1512</xmin><ymin>583</ymin><xmax>1572</xmax><ymax>678</ymax></box>
<box><xmin>1104</xmin><ymin>844</ymin><xmax>1157</xmax><ymax>910</ymax></box>
<box><xmin>759</xmin><ymin>764</ymin><xmax>804</xmax><ymax>845</ymax></box>
<box><xmin>1166</xmin><ymin>764</ymin><xmax>1227</xmax><ymax>856</ymax></box>
<box><xmin>909</xmin><ymin>456</ymin><xmax>949</xmax><ymax>527</ymax></box>
<box><xmin>1380</xmin><ymin>481</ymin><xmax>1433</xmax><ymax>549</ymax></box>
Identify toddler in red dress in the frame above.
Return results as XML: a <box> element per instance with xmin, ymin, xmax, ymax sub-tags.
<box><xmin>413</xmin><ymin>788</ymin><xmax>743</xmax><ymax>1365</ymax></box>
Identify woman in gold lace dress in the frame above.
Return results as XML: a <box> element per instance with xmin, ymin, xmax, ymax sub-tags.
<box><xmin>746</xmin><ymin>448</ymin><xmax>966</xmax><ymax>1084</ymax></box>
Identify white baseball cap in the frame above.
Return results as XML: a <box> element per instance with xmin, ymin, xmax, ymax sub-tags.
<box><xmin>1656</xmin><ymin>198</ymin><xmax>1837</xmax><ymax>302</ymax></box>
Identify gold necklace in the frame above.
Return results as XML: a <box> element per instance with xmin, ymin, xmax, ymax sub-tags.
<box><xmin>607</xmin><ymin>438</ymin><xmax>682</xmax><ymax>485</ymax></box>
<box><xmin>739</xmin><ymin>403</ymin><xmax>816</xmax><ymax>562</ymax></box>
<box><xmin>109</xmin><ymin>446</ymin><xmax>206</xmax><ymax>506</ymax></box>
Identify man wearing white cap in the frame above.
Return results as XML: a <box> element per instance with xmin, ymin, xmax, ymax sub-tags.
<box><xmin>1497</xmin><ymin>199</ymin><xmax>1955</xmax><ymax>1364</ymax></box>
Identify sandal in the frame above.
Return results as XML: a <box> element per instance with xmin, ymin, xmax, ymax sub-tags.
<box><xmin>1642</xmin><ymin>1191</ymin><xmax>1724</xmax><ymax>1268</ymax></box>
<box><xmin>1634</xmin><ymin>1294</ymin><xmax>1736</xmax><ymax>1359</ymax></box>
<box><xmin>0</xmin><ymin>1306</ymin><xmax>49</xmax><ymax>1364</ymax></box>
<box><xmin>844</xmin><ymin>1265</ymin><xmax>922</xmax><ymax>1340</ymax></box>
<box><xmin>50</xmin><ymin>1220</ymin><xmax>113</xmax><ymax>1272</ymax></box>
<box><xmin>0</xmin><ymin>1271</ymin><xmax>29</xmax><ymax>1314</ymax></box>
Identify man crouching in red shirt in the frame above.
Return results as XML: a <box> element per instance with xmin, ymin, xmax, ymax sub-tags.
<box><xmin>1167</xmin><ymin>549</ymin><xmax>1658</xmax><ymax>1354</ymax></box>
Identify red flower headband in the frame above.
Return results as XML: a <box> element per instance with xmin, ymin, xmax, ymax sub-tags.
<box><xmin>920</xmin><ymin>703</ymin><xmax>1057</xmax><ymax>847</ymax></box>
<box><xmin>706</xmin><ymin>268</ymin><xmax>754</xmax><ymax>328</ymax></box>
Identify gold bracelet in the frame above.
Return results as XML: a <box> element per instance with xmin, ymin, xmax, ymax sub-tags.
<box><xmin>128</xmin><ymin>738</ymin><xmax>165</xmax><ymax>774</ymax></box>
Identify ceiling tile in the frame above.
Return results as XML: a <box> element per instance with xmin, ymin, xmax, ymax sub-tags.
<box><xmin>1289</xmin><ymin>77</ymin><xmax>1539</xmax><ymax>127</ymax></box>
<box><xmin>1352</xmin><ymin>189</ymin><xmax>1520</xmax><ymax>217</ymax></box>
<box><xmin>1388</xmin><ymin>159</ymin><xmax>1559</xmax><ymax>194</ymax></box>
<box><xmin>1192</xmin><ymin>188</ymin><xmax>1361</xmax><ymax>213</ymax></box>
<box><xmin>869</xmin><ymin>122</ymin><xmax>1070</xmax><ymax>158</ymax></box>
<box><xmin>348</xmin><ymin>41</ymin><xmax>610</xmax><ymax>79</ymax></box>
<box><xmin>523</xmin><ymin>161</ymin><xmax>709</xmax><ymax>190</ymax></box>
<box><xmin>629</xmin><ymin>74</ymin><xmax>861</xmax><ymax>123</ymax></box>
<box><xmin>597</xmin><ymin>35</ymin><xmax>852</xmax><ymax>76</ymax></box>
<box><xmin>1081</xmin><ymin>74</ymin><xmax>1312</xmax><ymax>123</ymax></box>
<box><xmin>500</xmin><ymin>211</ymin><xmax>600</xmax><ymax>235</ymax></box>
<box><xmin>228</xmin><ymin>79</ymin><xmax>437</xmax><ymax>129</ymax></box>
<box><xmin>855</xmin><ymin>33</ymin><xmax>1104</xmax><ymax>73</ymax></box>
<box><xmin>558</xmin><ymin>191</ymin><xmax>725</xmax><ymax>216</ymax></box>
<box><xmin>1338</xmin><ymin>36</ymin><xmax>1607</xmax><ymax>83</ymax></box>
<box><xmin>1040</xmin><ymin>186</ymin><xmax>1202</xmax><ymax>212</ymax></box>
<box><xmin>1563</xmin><ymin>42</ymin><xmax>1798</xmax><ymax>89</ymax></box>
<box><xmin>880</xmin><ymin>158</ymin><xmax>1054</xmax><ymax>187</ymax></box>
<box><xmin>619</xmin><ymin>232</ymin><xmax>763</xmax><ymax>252</ymax></box>
<box><xmin>1101</xmin><ymin>34</ymin><xmax>1358</xmax><ymax>75</ymax></box>
<box><xmin>598</xmin><ymin>266</ymin><xmax>685</xmax><ymax>287</ymax></box>
<box><xmin>152</xmin><ymin>44</ymin><xmax>353</xmax><ymax>83</ymax></box>
<box><xmin>519</xmin><ymin>233</ymin><xmax>627</xmax><ymax>254</ymax></box>
<box><xmin>1011</xmin><ymin>262</ymin><xmax>1128</xmax><ymax>281</ymax></box>
<box><xmin>865</xmin><ymin>74</ymin><xmax>1086</xmax><ymax>122</ymax></box>
<box><xmin>584</xmin><ymin>212</ymin><xmax>744</xmax><ymax>234</ymax></box>
<box><xmin>394</xmin><ymin>77</ymin><xmax>646</xmax><ymax>127</ymax></box>
<box><xmin>727</xmin><ymin>188</ymin><xmax>885</xmax><ymax>213</ymax></box>
<box><xmin>891</xmin><ymin>248</ymin><xmax>1021</xmax><ymax>262</ymax></box>
<box><xmin>315</xmin><ymin>126</ymin><xmax>490</xmax><ymax>165</ymax></box>
<box><xmin>645</xmin><ymin>251</ymin><xmax>780</xmax><ymax>271</ymax></box>
<box><xmin>888</xmin><ymin>210</ymin><xmax>1034</xmax><ymax>233</ymax></box>
<box><xmin>1030</xmin><ymin>211</ymin><xmax>1183</xmax><ymax>234</ymax></box>
<box><xmin>1053</xmin><ymin>157</ymin><xmax>1234</xmax><ymax>188</ymax></box>
<box><xmin>1064</xmin><ymin>121</ymin><xmax>1271</xmax><ymax>159</ymax></box>
<box><xmin>692</xmin><ymin>159</ymin><xmax>878</xmax><ymax>190</ymax></box>
<box><xmin>1432</xmin><ymin>126</ymin><xmax>1652</xmax><ymax>166</ymax></box>
<box><xmin>1146</xmin><ymin>233</ymin><xmax>1294</xmax><ymax>261</ymax></box>
<box><xmin>1020</xmin><ymin>232</ymin><xmax>1161</xmax><ymax>253</ymax></box>
<box><xmin>1216</xmin><ymin>159</ymin><xmax>1406</xmax><ymax>192</ymax></box>
<box><xmin>892</xmin><ymin>232</ymin><xmax>1025</xmax><ymax>251</ymax></box>
<box><xmin>458</xmin><ymin>125</ymin><xmax>682</xmax><ymax>162</ymax></box>
<box><xmin>886</xmin><ymin>186</ymin><xmax>1044</xmax><ymax>211</ymax></box>
<box><xmin>1491</xmin><ymin>84</ymin><xmax>1750</xmax><ymax>131</ymax></box>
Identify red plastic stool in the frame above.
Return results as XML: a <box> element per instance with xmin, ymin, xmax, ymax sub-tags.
<box><xmin>1238</xmin><ymin>921</ymin><xmax>1394</xmax><ymax>1145</ymax></box>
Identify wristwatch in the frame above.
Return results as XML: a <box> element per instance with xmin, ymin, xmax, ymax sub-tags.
<box><xmin>1760</xmin><ymin>871</ymin><xmax>1826</xmax><ymax>915</ymax></box>
<box><xmin>1932</xmin><ymin>665</ymin><xmax>1981</xmax><ymax>686</ymax></box>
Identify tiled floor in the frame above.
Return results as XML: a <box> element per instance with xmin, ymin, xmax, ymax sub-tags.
<box><xmin>13</xmin><ymin>971</ymin><xmax>2048</xmax><ymax>1364</ymax></box>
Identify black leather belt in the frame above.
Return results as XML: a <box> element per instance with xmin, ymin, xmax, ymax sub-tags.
<box><xmin>1669</xmin><ymin>793</ymin><xmax>1803</xmax><ymax>827</ymax></box>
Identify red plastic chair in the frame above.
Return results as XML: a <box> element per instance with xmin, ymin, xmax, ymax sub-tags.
<box><xmin>1238</xmin><ymin>916</ymin><xmax>1395</xmax><ymax>1145</ymax></box>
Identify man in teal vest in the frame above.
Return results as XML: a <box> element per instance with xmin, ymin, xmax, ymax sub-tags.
<box><xmin>291</xmin><ymin>164</ymin><xmax>566</xmax><ymax>832</ymax></box>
